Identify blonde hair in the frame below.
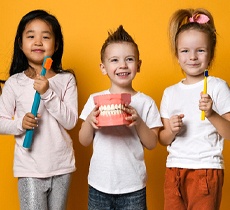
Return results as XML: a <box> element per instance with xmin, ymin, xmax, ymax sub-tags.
<box><xmin>169</xmin><ymin>8</ymin><xmax>216</xmax><ymax>66</ymax></box>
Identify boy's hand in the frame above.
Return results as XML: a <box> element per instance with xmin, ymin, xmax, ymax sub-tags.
<box><xmin>199</xmin><ymin>93</ymin><xmax>213</xmax><ymax>118</ymax></box>
<box><xmin>85</xmin><ymin>105</ymin><xmax>100</xmax><ymax>129</ymax></box>
<box><xmin>124</xmin><ymin>105</ymin><xmax>141</xmax><ymax>127</ymax></box>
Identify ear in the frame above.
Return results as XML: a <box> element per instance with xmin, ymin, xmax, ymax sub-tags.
<box><xmin>137</xmin><ymin>60</ymin><xmax>142</xmax><ymax>73</ymax></box>
<box><xmin>100</xmin><ymin>63</ymin><xmax>107</xmax><ymax>75</ymax></box>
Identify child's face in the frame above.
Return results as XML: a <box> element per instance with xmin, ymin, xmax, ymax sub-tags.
<box><xmin>177</xmin><ymin>29</ymin><xmax>211</xmax><ymax>83</ymax></box>
<box><xmin>21</xmin><ymin>19</ymin><xmax>56</xmax><ymax>68</ymax></box>
<box><xmin>100</xmin><ymin>42</ymin><xmax>141</xmax><ymax>90</ymax></box>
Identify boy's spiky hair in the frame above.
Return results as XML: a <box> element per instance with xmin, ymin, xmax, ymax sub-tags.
<box><xmin>100</xmin><ymin>25</ymin><xmax>139</xmax><ymax>61</ymax></box>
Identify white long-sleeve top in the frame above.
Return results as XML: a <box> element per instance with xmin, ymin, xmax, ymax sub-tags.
<box><xmin>0</xmin><ymin>72</ymin><xmax>78</xmax><ymax>177</ymax></box>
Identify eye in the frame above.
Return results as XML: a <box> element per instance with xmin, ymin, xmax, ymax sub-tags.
<box><xmin>126</xmin><ymin>57</ymin><xmax>135</xmax><ymax>62</ymax></box>
<box><xmin>181</xmin><ymin>49</ymin><xmax>188</xmax><ymax>53</ymax></box>
<box><xmin>110</xmin><ymin>58</ymin><xmax>118</xmax><ymax>62</ymax></box>
<box><xmin>27</xmin><ymin>35</ymin><xmax>34</xmax><ymax>39</ymax></box>
<box><xmin>198</xmin><ymin>49</ymin><xmax>205</xmax><ymax>52</ymax></box>
<box><xmin>43</xmin><ymin>36</ymin><xmax>50</xmax><ymax>39</ymax></box>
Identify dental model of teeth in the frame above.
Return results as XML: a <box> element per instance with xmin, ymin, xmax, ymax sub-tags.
<box><xmin>93</xmin><ymin>93</ymin><xmax>131</xmax><ymax>126</ymax></box>
<box><xmin>99</xmin><ymin>104</ymin><xmax>125</xmax><ymax>116</ymax></box>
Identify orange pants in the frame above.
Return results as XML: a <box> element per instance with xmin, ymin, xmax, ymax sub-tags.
<box><xmin>164</xmin><ymin>168</ymin><xmax>224</xmax><ymax>210</ymax></box>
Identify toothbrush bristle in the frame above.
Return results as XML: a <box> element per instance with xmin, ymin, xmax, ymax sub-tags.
<box><xmin>43</xmin><ymin>57</ymin><xmax>53</xmax><ymax>70</ymax></box>
<box><xmin>204</xmin><ymin>70</ymin><xmax>209</xmax><ymax>77</ymax></box>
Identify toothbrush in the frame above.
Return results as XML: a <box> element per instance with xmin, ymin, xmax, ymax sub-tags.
<box><xmin>23</xmin><ymin>56</ymin><xmax>53</xmax><ymax>148</ymax></box>
<box><xmin>201</xmin><ymin>70</ymin><xmax>208</xmax><ymax>120</ymax></box>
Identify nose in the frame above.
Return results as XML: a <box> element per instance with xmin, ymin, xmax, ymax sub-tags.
<box><xmin>190</xmin><ymin>52</ymin><xmax>198</xmax><ymax>60</ymax></box>
<box><xmin>34</xmin><ymin>37</ymin><xmax>43</xmax><ymax>46</ymax></box>
<box><xmin>119</xmin><ymin>60</ymin><xmax>128</xmax><ymax>68</ymax></box>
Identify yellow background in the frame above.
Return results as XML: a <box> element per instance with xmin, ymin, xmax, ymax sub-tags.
<box><xmin>1</xmin><ymin>1</ymin><xmax>230</xmax><ymax>209</ymax></box>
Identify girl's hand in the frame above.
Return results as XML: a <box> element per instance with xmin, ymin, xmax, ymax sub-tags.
<box><xmin>124</xmin><ymin>105</ymin><xmax>141</xmax><ymax>127</ymax></box>
<box><xmin>33</xmin><ymin>75</ymin><xmax>49</xmax><ymax>95</ymax></box>
<box><xmin>85</xmin><ymin>105</ymin><xmax>100</xmax><ymax>129</ymax></box>
<box><xmin>22</xmin><ymin>113</ymin><xmax>41</xmax><ymax>130</ymax></box>
<box><xmin>169</xmin><ymin>114</ymin><xmax>184</xmax><ymax>135</ymax></box>
<box><xmin>199</xmin><ymin>93</ymin><xmax>213</xmax><ymax>118</ymax></box>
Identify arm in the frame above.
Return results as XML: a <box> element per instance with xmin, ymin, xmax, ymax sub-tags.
<box><xmin>135</xmin><ymin>120</ymin><xmax>159</xmax><ymax>150</ymax></box>
<box><xmin>207</xmin><ymin>112</ymin><xmax>230</xmax><ymax>140</ymax></box>
<box><xmin>38</xmin><ymin>74</ymin><xmax>78</xmax><ymax>130</ymax></box>
<box><xmin>158</xmin><ymin>114</ymin><xmax>184</xmax><ymax>146</ymax></box>
<box><xmin>200</xmin><ymin>93</ymin><xmax>230</xmax><ymax>139</ymax></box>
<box><xmin>125</xmin><ymin>105</ymin><xmax>158</xmax><ymax>150</ymax></box>
<box><xmin>0</xmin><ymin>80</ymin><xmax>24</xmax><ymax>135</ymax></box>
<box><xmin>79</xmin><ymin>105</ymin><xmax>100</xmax><ymax>147</ymax></box>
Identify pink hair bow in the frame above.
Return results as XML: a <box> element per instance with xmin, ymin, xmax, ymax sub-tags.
<box><xmin>189</xmin><ymin>14</ymin><xmax>210</xmax><ymax>24</ymax></box>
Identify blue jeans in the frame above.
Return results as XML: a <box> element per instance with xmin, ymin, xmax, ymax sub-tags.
<box><xmin>88</xmin><ymin>185</ymin><xmax>147</xmax><ymax>210</ymax></box>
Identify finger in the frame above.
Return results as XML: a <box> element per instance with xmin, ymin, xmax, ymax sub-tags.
<box><xmin>131</xmin><ymin>115</ymin><xmax>136</xmax><ymax>122</ymax></box>
<box><xmin>36</xmin><ymin>113</ymin><xmax>42</xmax><ymax>119</ymax></box>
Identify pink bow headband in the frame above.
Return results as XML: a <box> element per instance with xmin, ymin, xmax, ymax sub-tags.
<box><xmin>189</xmin><ymin>14</ymin><xmax>210</xmax><ymax>24</ymax></box>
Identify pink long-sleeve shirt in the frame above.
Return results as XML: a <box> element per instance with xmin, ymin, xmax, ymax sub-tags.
<box><xmin>0</xmin><ymin>72</ymin><xmax>78</xmax><ymax>177</ymax></box>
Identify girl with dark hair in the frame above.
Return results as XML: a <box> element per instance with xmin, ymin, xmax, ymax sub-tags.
<box><xmin>0</xmin><ymin>10</ymin><xmax>78</xmax><ymax>210</ymax></box>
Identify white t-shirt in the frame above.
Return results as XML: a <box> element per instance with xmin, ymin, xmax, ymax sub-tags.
<box><xmin>0</xmin><ymin>72</ymin><xmax>78</xmax><ymax>177</ymax></box>
<box><xmin>160</xmin><ymin>76</ymin><xmax>230</xmax><ymax>169</ymax></box>
<box><xmin>80</xmin><ymin>90</ymin><xmax>162</xmax><ymax>194</ymax></box>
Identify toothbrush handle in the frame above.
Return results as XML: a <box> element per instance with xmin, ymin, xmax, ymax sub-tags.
<box><xmin>201</xmin><ymin>77</ymin><xmax>207</xmax><ymax>120</ymax></box>
<box><xmin>201</xmin><ymin>111</ymin><xmax>205</xmax><ymax>120</ymax></box>
<box><xmin>23</xmin><ymin>69</ymin><xmax>46</xmax><ymax>148</ymax></box>
<box><xmin>23</xmin><ymin>92</ymin><xmax>41</xmax><ymax>148</ymax></box>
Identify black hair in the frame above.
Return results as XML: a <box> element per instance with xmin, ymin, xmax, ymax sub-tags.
<box><xmin>9</xmin><ymin>9</ymin><xmax>64</xmax><ymax>76</ymax></box>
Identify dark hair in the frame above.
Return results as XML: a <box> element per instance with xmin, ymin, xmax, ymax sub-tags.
<box><xmin>0</xmin><ymin>80</ymin><xmax>5</xmax><ymax>95</ymax></box>
<box><xmin>100</xmin><ymin>25</ymin><xmax>139</xmax><ymax>62</ymax></box>
<box><xmin>169</xmin><ymin>8</ymin><xmax>216</xmax><ymax>66</ymax></box>
<box><xmin>9</xmin><ymin>9</ymin><xmax>64</xmax><ymax>76</ymax></box>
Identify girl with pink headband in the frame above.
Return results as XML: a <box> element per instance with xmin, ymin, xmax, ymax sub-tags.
<box><xmin>159</xmin><ymin>8</ymin><xmax>230</xmax><ymax>210</ymax></box>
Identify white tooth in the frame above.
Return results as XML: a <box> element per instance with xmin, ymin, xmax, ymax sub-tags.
<box><xmin>99</xmin><ymin>103</ymin><xmax>127</xmax><ymax>116</ymax></box>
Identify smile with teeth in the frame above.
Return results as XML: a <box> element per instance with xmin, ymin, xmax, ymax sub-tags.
<box><xmin>116</xmin><ymin>72</ymin><xmax>130</xmax><ymax>76</ymax></box>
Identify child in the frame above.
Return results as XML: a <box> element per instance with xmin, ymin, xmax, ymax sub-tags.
<box><xmin>159</xmin><ymin>8</ymin><xmax>230</xmax><ymax>210</ymax></box>
<box><xmin>79</xmin><ymin>25</ymin><xmax>162</xmax><ymax>209</ymax></box>
<box><xmin>0</xmin><ymin>10</ymin><xmax>78</xmax><ymax>210</ymax></box>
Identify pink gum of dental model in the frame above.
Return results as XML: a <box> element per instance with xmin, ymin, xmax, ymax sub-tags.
<box><xmin>93</xmin><ymin>93</ymin><xmax>131</xmax><ymax>126</ymax></box>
